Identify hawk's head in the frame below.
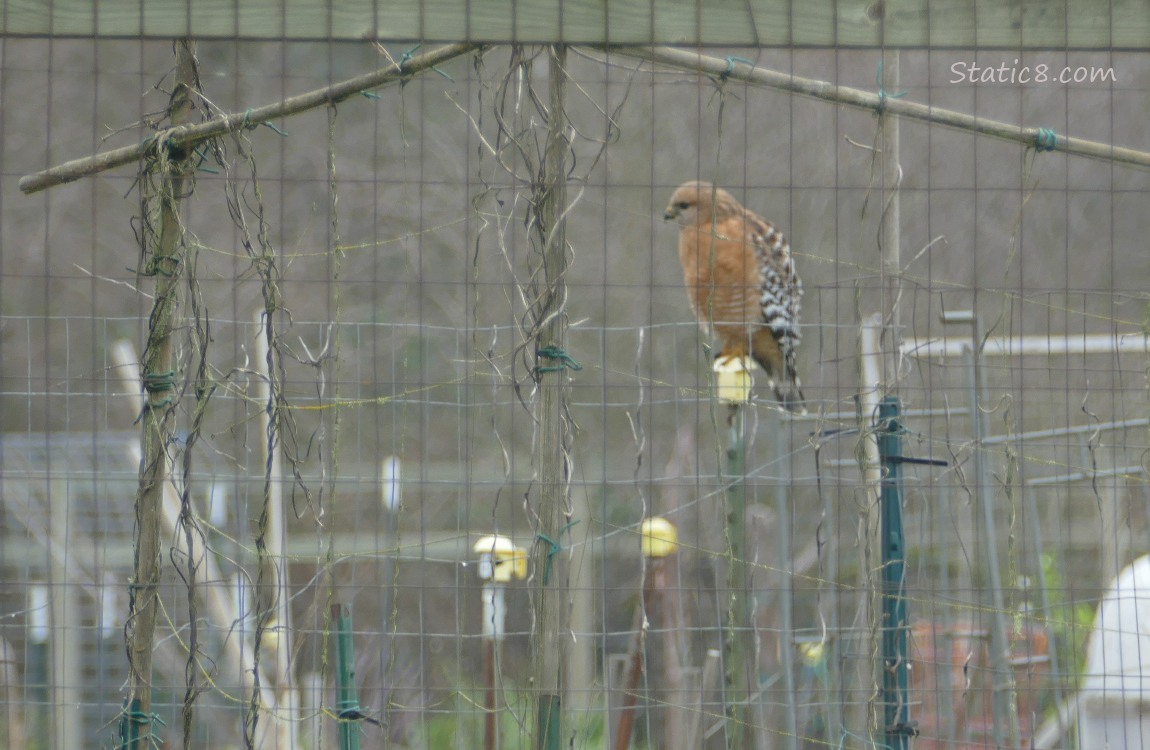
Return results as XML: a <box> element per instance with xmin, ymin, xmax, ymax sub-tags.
<box><xmin>663</xmin><ymin>181</ymin><xmax>736</xmax><ymax>227</ymax></box>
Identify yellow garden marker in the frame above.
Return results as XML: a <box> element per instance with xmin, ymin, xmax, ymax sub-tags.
<box><xmin>473</xmin><ymin>534</ymin><xmax>526</xmax><ymax>750</ymax></box>
<box><xmin>473</xmin><ymin>534</ymin><xmax>527</xmax><ymax>583</ymax></box>
<box><xmin>713</xmin><ymin>355</ymin><xmax>753</xmax><ymax>404</ymax></box>
<box><xmin>640</xmin><ymin>516</ymin><xmax>678</xmax><ymax>559</ymax></box>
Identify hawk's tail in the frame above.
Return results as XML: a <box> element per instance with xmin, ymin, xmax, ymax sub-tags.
<box><xmin>750</xmin><ymin>349</ymin><xmax>807</xmax><ymax>415</ymax></box>
<box><xmin>773</xmin><ymin>380</ymin><xmax>806</xmax><ymax>415</ymax></box>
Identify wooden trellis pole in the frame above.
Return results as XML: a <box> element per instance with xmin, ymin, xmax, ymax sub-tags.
<box><xmin>879</xmin><ymin>49</ymin><xmax>902</xmax><ymax>366</ymax></box>
<box><xmin>529</xmin><ymin>44</ymin><xmax>573</xmax><ymax>750</ymax></box>
<box><xmin>120</xmin><ymin>39</ymin><xmax>196</xmax><ymax>750</ymax></box>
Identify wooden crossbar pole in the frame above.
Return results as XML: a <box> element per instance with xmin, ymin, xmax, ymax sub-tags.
<box><xmin>608</xmin><ymin>45</ymin><xmax>1150</xmax><ymax>170</ymax></box>
<box><xmin>19</xmin><ymin>42</ymin><xmax>481</xmax><ymax>194</ymax></box>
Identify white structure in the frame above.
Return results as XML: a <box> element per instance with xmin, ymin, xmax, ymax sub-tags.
<box><xmin>1078</xmin><ymin>554</ymin><xmax>1150</xmax><ymax>750</ymax></box>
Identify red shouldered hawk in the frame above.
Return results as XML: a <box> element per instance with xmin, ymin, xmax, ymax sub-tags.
<box><xmin>663</xmin><ymin>180</ymin><xmax>805</xmax><ymax>412</ymax></box>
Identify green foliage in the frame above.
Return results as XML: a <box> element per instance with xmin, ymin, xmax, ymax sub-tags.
<box><xmin>1032</xmin><ymin>552</ymin><xmax>1096</xmax><ymax>693</ymax></box>
<box><xmin>1003</xmin><ymin>552</ymin><xmax>1095</xmax><ymax>747</ymax></box>
<box><xmin>419</xmin><ymin>685</ymin><xmax>650</xmax><ymax>750</ymax></box>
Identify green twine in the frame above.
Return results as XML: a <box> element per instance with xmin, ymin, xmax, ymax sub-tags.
<box><xmin>535</xmin><ymin>520</ymin><xmax>579</xmax><ymax>585</ymax></box>
<box><xmin>140</xmin><ymin>132</ymin><xmax>219</xmax><ymax>173</ymax></box>
<box><xmin>399</xmin><ymin>44</ymin><xmax>421</xmax><ymax>67</ymax></box>
<box><xmin>133</xmin><ymin>253</ymin><xmax>182</xmax><ymax>279</ymax></box>
<box><xmin>127</xmin><ymin>710</ymin><xmax>166</xmax><ymax>728</ymax></box>
<box><xmin>722</xmin><ymin>55</ymin><xmax>756</xmax><ymax>79</ymax></box>
<box><xmin>140</xmin><ymin>133</ymin><xmax>176</xmax><ymax>162</ymax></box>
<box><xmin>396</xmin><ymin>43</ymin><xmax>455</xmax><ymax>81</ymax></box>
<box><xmin>192</xmin><ymin>144</ymin><xmax>219</xmax><ymax>174</ymax></box>
<box><xmin>1034</xmin><ymin>128</ymin><xmax>1058</xmax><ymax>152</ymax></box>
<box><xmin>535</xmin><ymin>346</ymin><xmax>582</xmax><ymax>374</ymax></box>
<box><xmin>875</xmin><ymin>60</ymin><xmax>908</xmax><ymax>111</ymax></box>
<box><xmin>240</xmin><ymin>108</ymin><xmax>288</xmax><ymax>137</ymax></box>
<box><xmin>361</xmin><ymin>91</ymin><xmax>382</xmax><ymax>100</ymax></box>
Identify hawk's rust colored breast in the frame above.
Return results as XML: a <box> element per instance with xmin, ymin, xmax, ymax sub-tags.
<box><xmin>678</xmin><ymin>222</ymin><xmax>763</xmax><ymax>329</ymax></box>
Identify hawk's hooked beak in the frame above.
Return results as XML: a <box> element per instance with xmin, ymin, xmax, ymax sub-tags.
<box><xmin>663</xmin><ymin>207</ymin><xmax>677</xmax><ymax>221</ymax></box>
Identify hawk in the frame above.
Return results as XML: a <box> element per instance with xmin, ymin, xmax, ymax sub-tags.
<box><xmin>663</xmin><ymin>180</ymin><xmax>805</xmax><ymax>412</ymax></box>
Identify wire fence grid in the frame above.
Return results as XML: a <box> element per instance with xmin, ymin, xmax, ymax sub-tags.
<box><xmin>0</xmin><ymin>30</ymin><xmax>1148</xmax><ymax>750</ymax></box>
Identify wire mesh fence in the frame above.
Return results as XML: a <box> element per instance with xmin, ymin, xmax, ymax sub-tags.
<box><xmin>1</xmin><ymin>26</ymin><xmax>1148</xmax><ymax>750</ymax></box>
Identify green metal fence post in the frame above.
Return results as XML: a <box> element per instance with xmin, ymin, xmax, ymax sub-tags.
<box><xmin>333</xmin><ymin>604</ymin><xmax>362</xmax><ymax>750</ymax></box>
<box><xmin>878</xmin><ymin>397</ymin><xmax>910</xmax><ymax>750</ymax></box>
<box><xmin>721</xmin><ymin>404</ymin><xmax>761</xmax><ymax>749</ymax></box>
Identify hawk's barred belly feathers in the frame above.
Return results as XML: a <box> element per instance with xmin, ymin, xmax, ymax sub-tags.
<box><xmin>663</xmin><ymin>181</ymin><xmax>805</xmax><ymax>412</ymax></box>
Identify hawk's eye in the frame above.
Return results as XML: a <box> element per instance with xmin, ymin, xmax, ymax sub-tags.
<box><xmin>677</xmin><ymin>201</ymin><xmax>690</xmax><ymax>210</ymax></box>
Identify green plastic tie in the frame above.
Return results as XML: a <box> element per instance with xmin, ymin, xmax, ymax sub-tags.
<box><xmin>118</xmin><ymin>699</ymin><xmax>167</xmax><ymax>750</ymax></box>
<box><xmin>722</xmin><ymin>56</ymin><xmax>756</xmax><ymax>79</ymax></box>
<box><xmin>399</xmin><ymin>44</ymin><xmax>422</xmax><ymax>67</ymax></box>
<box><xmin>241</xmin><ymin>108</ymin><xmax>287</xmax><ymax>137</ymax></box>
<box><xmin>192</xmin><ymin>144</ymin><xmax>219</xmax><ymax>174</ymax></box>
<box><xmin>396</xmin><ymin>43</ymin><xmax>454</xmax><ymax>81</ymax></box>
<box><xmin>535</xmin><ymin>346</ymin><xmax>582</xmax><ymax>374</ymax></box>
<box><xmin>1034</xmin><ymin>128</ymin><xmax>1058</xmax><ymax>152</ymax></box>
<box><xmin>143</xmin><ymin>370</ymin><xmax>175</xmax><ymax>394</ymax></box>
<box><xmin>875</xmin><ymin>60</ymin><xmax>908</xmax><ymax>111</ymax></box>
<box><xmin>138</xmin><ymin>254</ymin><xmax>182</xmax><ymax>278</ymax></box>
<box><xmin>535</xmin><ymin>519</ymin><xmax>579</xmax><ymax>585</ymax></box>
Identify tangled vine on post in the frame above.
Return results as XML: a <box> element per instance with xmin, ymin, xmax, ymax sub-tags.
<box><xmin>122</xmin><ymin>39</ymin><xmax>199</xmax><ymax>750</ymax></box>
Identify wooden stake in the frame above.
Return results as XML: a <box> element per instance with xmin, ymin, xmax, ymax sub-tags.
<box><xmin>530</xmin><ymin>44</ymin><xmax>571</xmax><ymax>750</ymax></box>
<box><xmin>48</xmin><ymin>478</ymin><xmax>80</xmax><ymax>750</ymax></box>
<box><xmin>122</xmin><ymin>38</ymin><xmax>196</xmax><ymax>750</ymax></box>
<box><xmin>880</xmin><ymin>49</ymin><xmax>902</xmax><ymax>372</ymax></box>
<box><xmin>613</xmin><ymin>560</ymin><xmax>660</xmax><ymax>750</ymax></box>
<box><xmin>856</xmin><ymin>315</ymin><xmax>884</xmax><ymax>744</ymax></box>
<box><xmin>484</xmin><ymin>634</ymin><xmax>498</xmax><ymax>750</ymax></box>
